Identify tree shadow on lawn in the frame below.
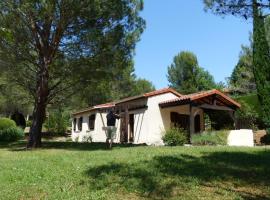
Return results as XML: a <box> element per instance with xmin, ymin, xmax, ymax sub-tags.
<box><xmin>39</xmin><ymin>141</ymin><xmax>146</xmax><ymax>151</ymax></box>
<box><xmin>1</xmin><ymin>141</ymin><xmax>146</xmax><ymax>151</ymax></box>
<box><xmin>85</xmin><ymin>151</ymin><xmax>270</xmax><ymax>199</ymax></box>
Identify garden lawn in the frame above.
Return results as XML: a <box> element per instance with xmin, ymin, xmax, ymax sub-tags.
<box><xmin>0</xmin><ymin>141</ymin><xmax>270</xmax><ymax>200</ymax></box>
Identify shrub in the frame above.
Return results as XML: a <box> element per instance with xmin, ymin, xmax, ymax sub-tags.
<box><xmin>0</xmin><ymin>118</ymin><xmax>16</xmax><ymax>130</ymax></box>
<box><xmin>191</xmin><ymin>130</ymin><xmax>229</xmax><ymax>146</ymax></box>
<box><xmin>44</xmin><ymin>109</ymin><xmax>70</xmax><ymax>136</ymax></box>
<box><xmin>82</xmin><ymin>134</ymin><xmax>92</xmax><ymax>143</ymax></box>
<box><xmin>26</xmin><ymin>120</ymin><xmax>32</xmax><ymax>127</ymax></box>
<box><xmin>0</xmin><ymin>127</ymin><xmax>24</xmax><ymax>142</ymax></box>
<box><xmin>162</xmin><ymin>127</ymin><xmax>188</xmax><ymax>146</ymax></box>
<box><xmin>261</xmin><ymin>129</ymin><xmax>270</xmax><ymax>145</ymax></box>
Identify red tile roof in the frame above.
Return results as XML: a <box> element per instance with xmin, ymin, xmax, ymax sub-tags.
<box><xmin>159</xmin><ymin>89</ymin><xmax>241</xmax><ymax>108</ymax></box>
<box><xmin>144</xmin><ymin>88</ymin><xmax>182</xmax><ymax>97</ymax></box>
<box><xmin>72</xmin><ymin>102</ymin><xmax>115</xmax><ymax>116</ymax></box>
<box><xmin>72</xmin><ymin>88</ymin><xmax>182</xmax><ymax>115</ymax></box>
<box><xmin>93</xmin><ymin>102</ymin><xmax>115</xmax><ymax>109</ymax></box>
<box><xmin>115</xmin><ymin>88</ymin><xmax>182</xmax><ymax>104</ymax></box>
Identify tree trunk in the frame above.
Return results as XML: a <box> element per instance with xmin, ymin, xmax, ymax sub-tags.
<box><xmin>27</xmin><ymin>61</ymin><xmax>49</xmax><ymax>148</ymax></box>
<box><xmin>27</xmin><ymin>102</ymin><xmax>46</xmax><ymax>148</ymax></box>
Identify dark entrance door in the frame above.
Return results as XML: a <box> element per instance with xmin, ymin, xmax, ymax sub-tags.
<box><xmin>120</xmin><ymin>114</ymin><xmax>134</xmax><ymax>143</ymax></box>
<box><xmin>194</xmin><ymin>114</ymin><xmax>201</xmax><ymax>133</ymax></box>
<box><xmin>120</xmin><ymin>116</ymin><xmax>128</xmax><ymax>143</ymax></box>
<box><xmin>129</xmin><ymin>114</ymin><xmax>134</xmax><ymax>142</ymax></box>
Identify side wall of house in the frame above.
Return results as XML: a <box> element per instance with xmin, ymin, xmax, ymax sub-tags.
<box><xmin>143</xmin><ymin>93</ymin><xmax>182</xmax><ymax>145</ymax></box>
<box><xmin>72</xmin><ymin>111</ymin><xmax>120</xmax><ymax>142</ymax></box>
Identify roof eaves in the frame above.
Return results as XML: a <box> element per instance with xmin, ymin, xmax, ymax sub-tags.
<box><xmin>72</xmin><ymin>103</ymin><xmax>115</xmax><ymax>116</ymax></box>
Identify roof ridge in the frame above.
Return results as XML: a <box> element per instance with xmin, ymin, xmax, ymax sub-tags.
<box><xmin>159</xmin><ymin>89</ymin><xmax>241</xmax><ymax>108</ymax></box>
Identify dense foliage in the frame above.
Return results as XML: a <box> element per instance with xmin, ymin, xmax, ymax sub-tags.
<box><xmin>44</xmin><ymin>109</ymin><xmax>70</xmax><ymax>136</ymax></box>
<box><xmin>203</xmin><ymin>0</ymin><xmax>269</xmax><ymax>19</ymax></box>
<box><xmin>73</xmin><ymin>64</ymin><xmax>155</xmax><ymax>108</ymax></box>
<box><xmin>0</xmin><ymin>118</ymin><xmax>23</xmax><ymax>142</ymax></box>
<box><xmin>162</xmin><ymin>127</ymin><xmax>188</xmax><ymax>146</ymax></box>
<box><xmin>234</xmin><ymin>94</ymin><xmax>262</xmax><ymax>129</ymax></box>
<box><xmin>0</xmin><ymin>127</ymin><xmax>24</xmax><ymax>142</ymax></box>
<box><xmin>191</xmin><ymin>130</ymin><xmax>229</xmax><ymax>146</ymax></box>
<box><xmin>0</xmin><ymin>118</ymin><xmax>16</xmax><ymax>130</ymax></box>
<box><xmin>252</xmin><ymin>3</ymin><xmax>270</xmax><ymax>127</ymax></box>
<box><xmin>167</xmin><ymin>51</ymin><xmax>218</xmax><ymax>94</ymax></box>
<box><xmin>261</xmin><ymin>133</ymin><xmax>270</xmax><ymax>144</ymax></box>
<box><xmin>229</xmin><ymin>46</ymin><xmax>256</xmax><ymax>95</ymax></box>
<box><xmin>0</xmin><ymin>75</ymin><xmax>32</xmax><ymax>116</ymax></box>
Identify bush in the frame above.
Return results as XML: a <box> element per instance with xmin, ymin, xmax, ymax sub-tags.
<box><xmin>162</xmin><ymin>127</ymin><xmax>188</xmax><ymax>146</ymax></box>
<box><xmin>235</xmin><ymin>95</ymin><xmax>263</xmax><ymax>130</ymax></box>
<box><xmin>191</xmin><ymin>130</ymin><xmax>229</xmax><ymax>146</ymax></box>
<box><xmin>26</xmin><ymin>120</ymin><xmax>32</xmax><ymax>127</ymax></box>
<box><xmin>261</xmin><ymin>129</ymin><xmax>270</xmax><ymax>145</ymax></box>
<box><xmin>82</xmin><ymin>134</ymin><xmax>92</xmax><ymax>143</ymax></box>
<box><xmin>0</xmin><ymin>127</ymin><xmax>24</xmax><ymax>142</ymax></box>
<box><xmin>0</xmin><ymin>118</ymin><xmax>16</xmax><ymax>130</ymax></box>
<box><xmin>44</xmin><ymin>109</ymin><xmax>70</xmax><ymax>136</ymax></box>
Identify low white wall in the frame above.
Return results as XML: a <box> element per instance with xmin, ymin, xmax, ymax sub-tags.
<box><xmin>227</xmin><ymin>129</ymin><xmax>254</xmax><ymax>147</ymax></box>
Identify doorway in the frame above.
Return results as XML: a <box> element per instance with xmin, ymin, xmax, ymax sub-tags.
<box><xmin>120</xmin><ymin>113</ymin><xmax>135</xmax><ymax>143</ymax></box>
<box><xmin>120</xmin><ymin>116</ymin><xmax>128</xmax><ymax>143</ymax></box>
<box><xmin>129</xmin><ymin>114</ymin><xmax>134</xmax><ymax>142</ymax></box>
<box><xmin>194</xmin><ymin>114</ymin><xmax>201</xmax><ymax>133</ymax></box>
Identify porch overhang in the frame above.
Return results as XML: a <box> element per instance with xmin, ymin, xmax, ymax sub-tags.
<box><xmin>159</xmin><ymin>89</ymin><xmax>241</xmax><ymax>111</ymax></box>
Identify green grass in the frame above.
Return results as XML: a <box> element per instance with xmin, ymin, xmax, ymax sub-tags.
<box><xmin>191</xmin><ymin>130</ymin><xmax>229</xmax><ymax>146</ymax></box>
<box><xmin>0</xmin><ymin>141</ymin><xmax>270</xmax><ymax>200</ymax></box>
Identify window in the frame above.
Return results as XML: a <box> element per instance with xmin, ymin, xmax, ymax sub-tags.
<box><xmin>73</xmin><ymin>118</ymin><xmax>77</xmax><ymax>131</ymax></box>
<box><xmin>170</xmin><ymin>112</ymin><xmax>189</xmax><ymax>130</ymax></box>
<box><xmin>78</xmin><ymin>117</ymin><xmax>83</xmax><ymax>131</ymax></box>
<box><xmin>89</xmin><ymin>114</ymin><xmax>96</xmax><ymax>130</ymax></box>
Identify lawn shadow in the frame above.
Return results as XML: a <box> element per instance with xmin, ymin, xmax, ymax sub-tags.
<box><xmin>85</xmin><ymin>150</ymin><xmax>270</xmax><ymax>199</ymax></box>
<box><xmin>40</xmin><ymin>141</ymin><xmax>146</xmax><ymax>151</ymax></box>
<box><xmin>2</xmin><ymin>140</ymin><xmax>146</xmax><ymax>151</ymax></box>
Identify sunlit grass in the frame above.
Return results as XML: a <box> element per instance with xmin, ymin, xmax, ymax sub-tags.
<box><xmin>0</xmin><ymin>141</ymin><xmax>269</xmax><ymax>200</ymax></box>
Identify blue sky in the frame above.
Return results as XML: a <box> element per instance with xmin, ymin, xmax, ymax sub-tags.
<box><xmin>134</xmin><ymin>0</ymin><xmax>252</xmax><ymax>89</ymax></box>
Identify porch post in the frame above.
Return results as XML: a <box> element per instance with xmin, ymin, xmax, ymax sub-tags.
<box><xmin>229</xmin><ymin>110</ymin><xmax>236</xmax><ymax>129</ymax></box>
<box><xmin>189</xmin><ymin>104</ymin><xmax>194</xmax><ymax>141</ymax></box>
<box><xmin>125</xmin><ymin>105</ymin><xmax>129</xmax><ymax>142</ymax></box>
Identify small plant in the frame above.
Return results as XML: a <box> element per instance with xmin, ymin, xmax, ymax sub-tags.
<box><xmin>73</xmin><ymin>135</ymin><xmax>79</xmax><ymax>142</ymax></box>
<box><xmin>191</xmin><ymin>130</ymin><xmax>229</xmax><ymax>146</ymax></box>
<box><xmin>162</xmin><ymin>127</ymin><xmax>188</xmax><ymax>146</ymax></box>
<box><xmin>26</xmin><ymin>120</ymin><xmax>32</xmax><ymax>127</ymax></box>
<box><xmin>0</xmin><ymin>118</ymin><xmax>16</xmax><ymax>130</ymax></box>
<box><xmin>0</xmin><ymin>127</ymin><xmax>24</xmax><ymax>142</ymax></box>
<box><xmin>81</xmin><ymin>134</ymin><xmax>92</xmax><ymax>143</ymax></box>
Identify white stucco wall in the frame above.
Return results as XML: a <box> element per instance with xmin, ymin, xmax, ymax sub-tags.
<box><xmin>144</xmin><ymin>93</ymin><xmax>181</xmax><ymax>145</ymax></box>
<box><xmin>120</xmin><ymin>108</ymin><xmax>148</xmax><ymax>144</ymax></box>
<box><xmin>72</xmin><ymin>111</ymin><xmax>120</xmax><ymax>142</ymax></box>
<box><xmin>228</xmin><ymin>129</ymin><xmax>254</xmax><ymax>147</ymax></box>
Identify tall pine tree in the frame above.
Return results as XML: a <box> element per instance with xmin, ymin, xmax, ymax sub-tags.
<box><xmin>252</xmin><ymin>1</ymin><xmax>270</xmax><ymax>127</ymax></box>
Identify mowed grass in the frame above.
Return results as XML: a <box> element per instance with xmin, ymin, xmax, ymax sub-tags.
<box><xmin>0</xmin><ymin>141</ymin><xmax>270</xmax><ymax>200</ymax></box>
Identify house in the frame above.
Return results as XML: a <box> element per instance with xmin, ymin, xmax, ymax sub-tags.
<box><xmin>71</xmin><ymin>88</ymin><xmax>240</xmax><ymax>145</ymax></box>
